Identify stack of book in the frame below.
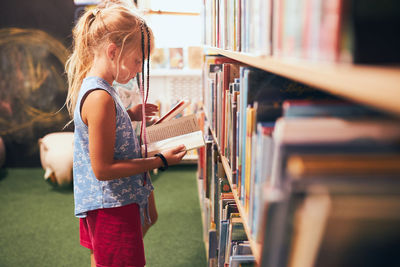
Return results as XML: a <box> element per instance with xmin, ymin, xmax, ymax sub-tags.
<box><xmin>202</xmin><ymin>0</ymin><xmax>400</xmax><ymax>63</ymax></box>
<box><xmin>198</xmin><ymin>143</ymin><xmax>256</xmax><ymax>267</ymax></box>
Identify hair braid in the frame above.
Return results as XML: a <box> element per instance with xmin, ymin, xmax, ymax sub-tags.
<box><xmin>139</xmin><ymin>21</ymin><xmax>151</xmax><ymax>148</ymax></box>
<box><xmin>145</xmin><ymin>23</ymin><xmax>150</xmax><ymax>103</ymax></box>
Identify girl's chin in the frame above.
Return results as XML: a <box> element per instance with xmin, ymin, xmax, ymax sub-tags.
<box><xmin>115</xmin><ymin>78</ymin><xmax>131</xmax><ymax>85</ymax></box>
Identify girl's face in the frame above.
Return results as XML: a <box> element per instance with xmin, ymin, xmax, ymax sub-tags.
<box><xmin>114</xmin><ymin>48</ymin><xmax>143</xmax><ymax>85</ymax></box>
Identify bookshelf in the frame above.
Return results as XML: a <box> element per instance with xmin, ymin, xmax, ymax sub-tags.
<box><xmin>207</xmin><ymin>48</ymin><xmax>400</xmax><ymax>117</ymax></box>
<box><xmin>198</xmin><ymin>1</ymin><xmax>400</xmax><ymax>267</ymax></box>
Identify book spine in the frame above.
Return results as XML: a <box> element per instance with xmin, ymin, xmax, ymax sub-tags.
<box><xmin>319</xmin><ymin>0</ymin><xmax>342</xmax><ymax>62</ymax></box>
<box><xmin>235</xmin><ymin>0</ymin><xmax>241</xmax><ymax>51</ymax></box>
<box><xmin>231</xmin><ymin>90</ymin><xmax>239</xmax><ymax>183</ymax></box>
<box><xmin>244</xmin><ymin>106</ymin><xmax>254</xmax><ymax>213</ymax></box>
<box><xmin>221</xmin><ymin>64</ymin><xmax>230</xmax><ymax>155</ymax></box>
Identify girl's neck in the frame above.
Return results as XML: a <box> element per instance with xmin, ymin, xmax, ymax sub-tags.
<box><xmin>87</xmin><ymin>56</ymin><xmax>114</xmax><ymax>86</ymax></box>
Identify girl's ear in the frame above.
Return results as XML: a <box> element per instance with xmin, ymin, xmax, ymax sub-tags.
<box><xmin>106</xmin><ymin>43</ymin><xmax>118</xmax><ymax>61</ymax></box>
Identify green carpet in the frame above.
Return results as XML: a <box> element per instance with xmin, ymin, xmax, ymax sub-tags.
<box><xmin>0</xmin><ymin>165</ymin><xmax>206</xmax><ymax>267</ymax></box>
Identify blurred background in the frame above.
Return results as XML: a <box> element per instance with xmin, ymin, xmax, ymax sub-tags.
<box><xmin>0</xmin><ymin>0</ymin><xmax>203</xmax><ymax>167</ymax></box>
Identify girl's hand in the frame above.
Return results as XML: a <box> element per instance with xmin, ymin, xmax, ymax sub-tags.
<box><xmin>128</xmin><ymin>103</ymin><xmax>159</xmax><ymax>121</ymax></box>
<box><xmin>162</xmin><ymin>145</ymin><xmax>187</xmax><ymax>166</ymax></box>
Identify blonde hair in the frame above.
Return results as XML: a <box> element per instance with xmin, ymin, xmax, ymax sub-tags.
<box><xmin>65</xmin><ymin>1</ymin><xmax>154</xmax><ymax>118</ymax></box>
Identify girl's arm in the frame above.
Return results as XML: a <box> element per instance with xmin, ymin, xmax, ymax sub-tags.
<box><xmin>82</xmin><ymin>90</ymin><xmax>186</xmax><ymax>181</ymax></box>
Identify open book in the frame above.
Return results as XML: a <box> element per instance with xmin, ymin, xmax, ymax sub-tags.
<box><xmin>154</xmin><ymin>99</ymin><xmax>190</xmax><ymax>125</ymax></box>
<box><xmin>142</xmin><ymin>114</ymin><xmax>205</xmax><ymax>157</ymax></box>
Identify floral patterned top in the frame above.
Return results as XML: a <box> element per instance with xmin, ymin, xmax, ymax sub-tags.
<box><xmin>73</xmin><ymin>76</ymin><xmax>153</xmax><ymax>221</ymax></box>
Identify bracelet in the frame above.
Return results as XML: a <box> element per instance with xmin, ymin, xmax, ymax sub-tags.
<box><xmin>155</xmin><ymin>153</ymin><xmax>168</xmax><ymax>171</ymax></box>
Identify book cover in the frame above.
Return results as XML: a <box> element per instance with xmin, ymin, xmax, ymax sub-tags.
<box><xmin>220</xmin><ymin>198</ymin><xmax>236</xmax><ymax>221</ymax></box>
<box><xmin>211</xmin><ymin>143</ymin><xmax>219</xmax><ymax>223</ymax></box>
<box><xmin>286</xmin><ymin>153</ymin><xmax>400</xmax><ymax>179</ymax></box>
<box><xmin>197</xmin><ymin>111</ymin><xmax>206</xmax><ymax>180</ymax></box>
<box><xmin>169</xmin><ymin>47</ymin><xmax>184</xmax><ymax>69</ymax></box>
<box><xmin>282</xmin><ymin>99</ymin><xmax>384</xmax><ymax>118</ymax></box>
<box><xmin>272</xmin><ymin>0</ymin><xmax>285</xmax><ymax>57</ymax></box>
<box><xmin>218</xmin><ymin>220</ymin><xmax>230</xmax><ymax>267</ymax></box>
<box><xmin>231</xmin><ymin>84</ymin><xmax>240</xmax><ymax>185</ymax></box>
<box><xmin>258</xmin><ymin>187</ymin><xmax>289</xmax><ymax>267</ymax></box>
<box><xmin>205</xmin><ymin>135</ymin><xmax>214</xmax><ymax>199</ymax></box>
<box><xmin>303</xmin><ymin>0</ymin><xmax>323</xmax><ymax>60</ymax></box>
<box><xmin>309</xmin><ymin>189</ymin><xmax>400</xmax><ymax>267</ymax></box>
<box><xmin>225</xmin><ymin>84</ymin><xmax>233</xmax><ymax>160</ymax></box>
<box><xmin>225</xmin><ymin>217</ymin><xmax>248</xmax><ymax>265</ymax></box>
<box><xmin>188</xmin><ymin>46</ymin><xmax>203</xmax><ymax>69</ymax></box>
<box><xmin>208</xmin><ymin>63</ymin><xmax>223</xmax><ymax>134</ymax></box>
<box><xmin>273</xmin><ymin>117</ymin><xmax>400</xmax><ymax>145</ymax></box>
<box><xmin>232</xmin><ymin>241</ymin><xmax>252</xmax><ymax>256</ymax></box>
<box><xmin>247</xmin><ymin>117</ymin><xmax>259</xmax><ymax>232</ymax></box>
<box><xmin>261</xmin><ymin>0</ymin><xmax>273</xmax><ymax>56</ymax></box>
<box><xmin>270</xmin><ymin>117</ymin><xmax>400</xmax><ymax>189</ymax></box>
<box><xmin>281</xmin><ymin>0</ymin><xmax>305</xmax><ymax>59</ymax></box>
<box><xmin>215</xmin><ymin>158</ymin><xmax>226</xmax><ymax>231</ymax></box>
<box><xmin>235</xmin><ymin>105</ymin><xmax>240</xmax><ymax>186</ymax></box>
<box><xmin>150</xmin><ymin>47</ymin><xmax>168</xmax><ymax>69</ymax></box>
<box><xmin>235</xmin><ymin>0</ymin><xmax>242</xmax><ymax>51</ymax></box>
<box><xmin>225</xmin><ymin>203</ymin><xmax>239</xmax><ymax>221</ymax></box>
<box><xmin>229</xmin><ymin>255</ymin><xmax>255</xmax><ymax>267</ymax></box>
<box><xmin>319</xmin><ymin>0</ymin><xmax>343</xmax><ymax>62</ymax></box>
<box><xmin>244</xmin><ymin>106</ymin><xmax>255</xmax><ymax>212</ymax></box>
<box><xmin>221</xmin><ymin>63</ymin><xmax>240</xmax><ymax>156</ymax></box>
<box><xmin>286</xmin><ymin>179</ymin><xmax>400</xmax><ymax>267</ymax></box>
<box><xmin>252</xmin><ymin>122</ymin><xmax>274</xmax><ymax>241</ymax></box>
<box><xmin>287</xmin><ymin>188</ymin><xmax>331</xmax><ymax>267</ymax></box>
<box><xmin>208</xmin><ymin>225</ymin><xmax>218</xmax><ymax>266</ymax></box>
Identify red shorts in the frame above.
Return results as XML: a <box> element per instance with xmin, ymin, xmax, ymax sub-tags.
<box><xmin>80</xmin><ymin>203</ymin><xmax>145</xmax><ymax>267</ymax></box>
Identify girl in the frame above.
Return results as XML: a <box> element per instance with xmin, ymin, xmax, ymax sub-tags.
<box><xmin>65</xmin><ymin>2</ymin><xmax>187</xmax><ymax>266</ymax></box>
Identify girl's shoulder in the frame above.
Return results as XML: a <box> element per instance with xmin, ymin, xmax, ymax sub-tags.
<box><xmin>81</xmin><ymin>76</ymin><xmax>112</xmax><ymax>92</ymax></box>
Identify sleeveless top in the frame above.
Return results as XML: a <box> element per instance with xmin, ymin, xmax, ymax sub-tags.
<box><xmin>73</xmin><ymin>76</ymin><xmax>153</xmax><ymax>221</ymax></box>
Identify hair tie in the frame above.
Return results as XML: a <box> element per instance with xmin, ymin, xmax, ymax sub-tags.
<box><xmin>92</xmin><ymin>8</ymin><xmax>100</xmax><ymax>16</ymax></box>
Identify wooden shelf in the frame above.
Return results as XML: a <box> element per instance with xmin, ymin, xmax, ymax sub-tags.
<box><xmin>207</xmin><ymin>48</ymin><xmax>400</xmax><ymax>117</ymax></box>
<box><xmin>220</xmin><ymin>156</ymin><xmax>261</xmax><ymax>264</ymax></box>
<box><xmin>210</xmin><ymin>127</ymin><xmax>261</xmax><ymax>264</ymax></box>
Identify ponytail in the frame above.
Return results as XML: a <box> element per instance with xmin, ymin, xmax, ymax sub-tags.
<box><xmin>65</xmin><ymin>10</ymin><xmax>96</xmax><ymax>119</ymax></box>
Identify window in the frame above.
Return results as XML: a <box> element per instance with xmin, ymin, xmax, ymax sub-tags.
<box><xmin>141</xmin><ymin>0</ymin><xmax>202</xmax><ymax>47</ymax></box>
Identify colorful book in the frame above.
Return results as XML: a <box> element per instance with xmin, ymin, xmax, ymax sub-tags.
<box><xmin>229</xmin><ymin>255</ymin><xmax>255</xmax><ymax>267</ymax></box>
<box><xmin>252</xmin><ymin>122</ymin><xmax>274</xmax><ymax>241</ymax></box>
<box><xmin>225</xmin><ymin>217</ymin><xmax>248</xmax><ymax>265</ymax></box>
<box><xmin>282</xmin><ymin>99</ymin><xmax>384</xmax><ymax>118</ymax></box>
<box><xmin>218</xmin><ymin>220</ymin><xmax>230</xmax><ymax>267</ymax></box>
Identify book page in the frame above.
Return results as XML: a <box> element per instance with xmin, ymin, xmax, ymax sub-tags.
<box><xmin>146</xmin><ymin>114</ymin><xmax>200</xmax><ymax>143</ymax></box>
<box><xmin>144</xmin><ymin>130</ymin><xmax>205</xmax><ymax>157</ymax></box>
